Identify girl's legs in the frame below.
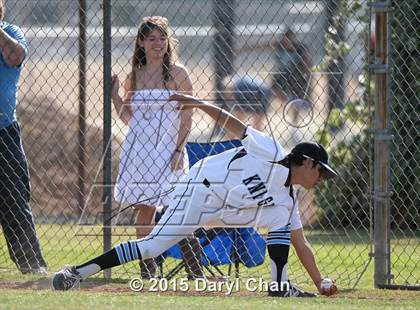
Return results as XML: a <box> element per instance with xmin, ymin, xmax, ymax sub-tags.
<box><xmin>134</xmin><ymin>204</ymin><xmax>158</xmax><ymax>278</ymax></box>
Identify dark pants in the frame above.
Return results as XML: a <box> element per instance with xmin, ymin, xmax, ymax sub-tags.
<box><xmin>272</xmin><ymin>71</ymin><xmax>310</xmax><ymax>101</ymax></box>
<box><xmin>0</xmin><ymin>122</ymin><xmax>46</xmax><ymax>272</ymax></box>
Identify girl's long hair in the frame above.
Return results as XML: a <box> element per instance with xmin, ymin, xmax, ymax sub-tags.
<box><xmin>129</xmin><ymin>17</ymin><xmax>176</xmax><ymax>93</ymax></box>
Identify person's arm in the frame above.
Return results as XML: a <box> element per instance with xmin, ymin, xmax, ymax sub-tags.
<box><xmin>171</xmin><ymin>65</ymin><xmax>193</xmax><ymax>171</ymax></box>
<box><xmin>300</xmin><ymin>46</ymin><xmax>312</xmax><ymax>77</ymax></box>
<box><xmin>0</xmin><ymin>26</ymin><xmax>26</xmax><ymax>67</ymax></box>
<box><xmin>169</xmin><ymin>93</ymin><xmax>247</xmax><ymax>140</ymax></box>
<box><xmin>112</xmin><ymin>74</ymin><xmax>132</xmax><ymax>125</ymax></box>
<box><xmin>291</xmin><ymin>228</ymin><xmax>339</xmax><ymax>296</ymax></box>
<box><xmin>173</xmin><ymin>65</ymin><xmax>193</xmax><ymax>152</ymax></box>
<box><xmin>291</xmin><ymin>229</ymin><xmax>322</xmax><ymax>290</ymax></box>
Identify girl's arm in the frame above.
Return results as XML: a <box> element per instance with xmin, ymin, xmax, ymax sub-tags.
<box><xmin>173</xmin><ymin>65</ymin><xmax>193</xmax><ymax>152</ymax></box>
<box><xmin>112</xmin><ymin>74</ymin><xmax>132</xmax><ymax>125</ymax></box>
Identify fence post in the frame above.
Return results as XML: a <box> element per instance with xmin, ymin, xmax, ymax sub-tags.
<box><xmin>77</xmin><ymin>0</ymin><xmax>87</xmax><ymax>216</ymax></box>
<box><xmin>102</xmin><ymin>0</ymin><xmax>113</xmax><ymax>280</ymax></box>
<box><xmin>212</xmin><ymin>0</ymin><xmax>236</xmax><ymax>137</ymax></box>
<box><xmin>325</xmin><ymin>0</ymin><xmax>346</xmax><ymax>111</ymax></box>
<box><xmin>371</xmin><ymin>0</ymin><xmax>392</xmax><ymax>288</ymax></box>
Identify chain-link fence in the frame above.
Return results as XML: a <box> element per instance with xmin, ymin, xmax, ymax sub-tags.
<box><xmin>0</xmin><ymin>0</ymin><xmax>418</xmax><ymax>291</ymax></box>
<box><xmin>384</xmin><ymin>0</ymin><xmax>419</xmax><ymax>289</ymax></box>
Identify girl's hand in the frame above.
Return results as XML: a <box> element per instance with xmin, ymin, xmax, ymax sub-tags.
<box><xmin>171</xmin><ymin>149</ymin><xmax>184</xmax><ymax>171</ymax></box>
<box><xmin>111</xmin><ymin>74</ymin><xmax>120</xmax><ymax>100</ymax></box>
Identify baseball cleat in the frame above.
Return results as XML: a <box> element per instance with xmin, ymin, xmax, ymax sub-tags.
<box><xmin>51</xmin><ymin>265</ymin><xmax>82</xmax><ymax>291</ymax></box>
<box><xmin>268</xmin><ymin>282</ymin><xmax>317</xmax><ymax>297</ymax></box>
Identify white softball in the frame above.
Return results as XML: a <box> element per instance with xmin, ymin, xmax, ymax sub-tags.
<box><xmin>320</xmin><ymin>278</ymin><xmax>334</xmax><ymax>290</ymax></box>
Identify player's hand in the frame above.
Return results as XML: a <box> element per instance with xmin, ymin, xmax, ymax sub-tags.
<box><xmin>317</xmin><ymin>278</ymin><xmax>338</xmax><ymax>296</ymax></box>
<box><xmin>169</xmin><ymin>93</ymin><xmax>202</xmax><ymax>110</ymax></box>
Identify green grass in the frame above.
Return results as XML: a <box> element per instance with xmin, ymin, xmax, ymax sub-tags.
<box><xmin>0</xmin><ymin>224</ymin><xmax>419</xmax><ymax>309</ymax></box>
<box><xmin>0</xmin><ymin>288</ymin><xmax>419</xmax><ymax>310</ymax></box>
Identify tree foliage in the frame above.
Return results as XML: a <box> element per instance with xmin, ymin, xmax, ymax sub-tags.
<box><xmin>315</xmin><ymin>0</ymin><xmax>419</xmax><ymax>230</ymax></box>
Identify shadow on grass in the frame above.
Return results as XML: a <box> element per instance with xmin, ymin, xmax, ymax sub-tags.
<box><xmin>0</xmin><ymin>274</ymin><xmax>131</xmax><ymax>292</ymax></box>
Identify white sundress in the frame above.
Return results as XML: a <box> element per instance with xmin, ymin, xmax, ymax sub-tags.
<box><xmin>114</xmin><ymin>89</ymin><xmax>189</xmax><ymax>206</ymax></box>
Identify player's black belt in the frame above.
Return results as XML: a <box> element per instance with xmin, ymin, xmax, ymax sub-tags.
<box><xmin>202</xmin><ymin>178</ymin><xmax>211</xmax><ymax>188</ymax></box>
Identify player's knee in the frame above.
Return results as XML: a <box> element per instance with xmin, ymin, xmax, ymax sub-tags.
<box><xmin>137</xmin><ymin>243</ymin><xmax>166</xmax><ymax>260</ymax></box>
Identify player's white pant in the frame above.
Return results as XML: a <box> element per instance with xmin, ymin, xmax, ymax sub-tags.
<box><xmin>137</xmin><ymin>166</ymin><xmax>290</xmax><ymax>260</ymax></box>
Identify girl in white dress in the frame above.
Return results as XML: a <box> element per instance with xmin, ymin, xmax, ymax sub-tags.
<box><xmin>111</xmin><ymin>16</ymin><xmax>201</xmax><ymax>278</ymax></box>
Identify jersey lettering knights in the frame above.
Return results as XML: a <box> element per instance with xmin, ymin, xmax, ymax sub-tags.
<box><xmin>242</xmin><ymin>174</ymin><xmax>274</xmax><ymax>208</ymax></box>
<box><xmin>193</xmin><ymin>127</ymin><xmax>295</xmax><ymax>212</ymax></box>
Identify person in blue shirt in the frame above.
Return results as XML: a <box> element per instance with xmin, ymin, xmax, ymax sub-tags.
<box><xmin>0</xmin><ymin>0</ymin><xmax>47</xmax><ymax>274</ymax></box>
<box><xmin>236</xmin><ymin>28</ymin><xmax>312</xmax><ymax>103</ymax></box>
<box><xmin>223</xmin><ymin>75</ymin><xmax>273</xmax><ymax>132</ymax></box>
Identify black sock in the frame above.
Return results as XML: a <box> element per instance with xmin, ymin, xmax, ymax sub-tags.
<box><xmin>77</xmin><ymin>248</ymin><xmax>118</xmax><ymax>270</ymax></box>
<box><xmin>267</xmin><ymin>226</ymin><xmax>291</xmax><ymax>293</ymax></box>
<box><xmin>77</xmin><ymin>240</ymin><xmax>142</xmax><ymax>271</ymax></box>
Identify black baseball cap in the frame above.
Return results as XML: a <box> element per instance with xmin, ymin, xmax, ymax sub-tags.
<box><xmin>291</xmin><ymin>142</ymin><xmax>338</xmax><ymax>179</ymax></box>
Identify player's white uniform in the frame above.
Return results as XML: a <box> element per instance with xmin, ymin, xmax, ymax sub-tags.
<box><xmin>136</xmin><ymin>127</ymin><xmax>300</xmax><ymax>259</ymax></box>
<box><xmin>53</xmin><ymin>125</ymin><xmax>329</xmax><ymax>293</ymax></box>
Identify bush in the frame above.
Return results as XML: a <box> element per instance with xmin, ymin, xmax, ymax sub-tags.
<box><xmin>315</xmin><ymin>112</ymin><xmax>372</xmax><ymax>231</ymax></box>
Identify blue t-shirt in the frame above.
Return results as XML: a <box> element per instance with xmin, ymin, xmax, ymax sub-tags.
<box><xmin>0</xmin><ymin>21</ymin><xmax>28</xmax><ymax>129</ymax></box>
<box><xmin>232</xmin><ymin>75</ymin><xmax>273</xmax><ymax>112</ymax></box>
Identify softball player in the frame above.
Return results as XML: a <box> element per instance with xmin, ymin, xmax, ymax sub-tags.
<box><xmin>52</xmin><ymin>93</ymin><xmax>337</xmax><ymax>296</ymax></box>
